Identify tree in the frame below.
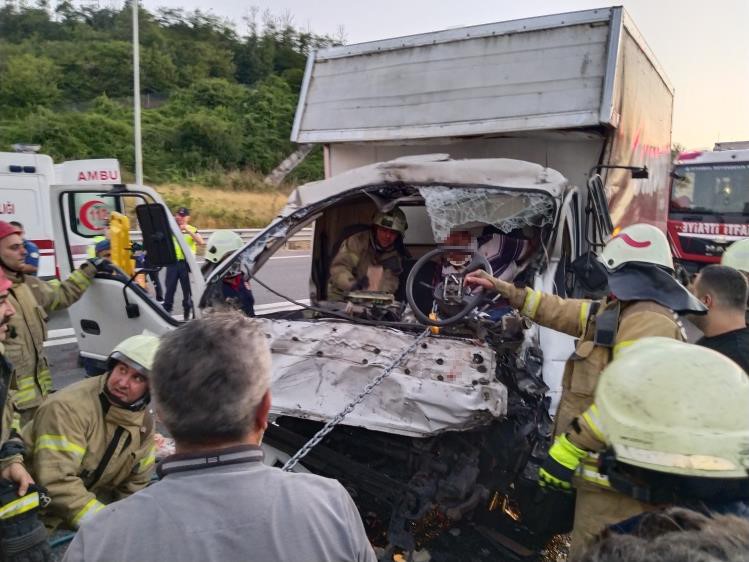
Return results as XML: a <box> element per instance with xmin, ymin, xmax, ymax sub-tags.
<box><xmin>0</xmin><ymin>53</ymin><xmax>59</xmax><ymax>111</ymax></box>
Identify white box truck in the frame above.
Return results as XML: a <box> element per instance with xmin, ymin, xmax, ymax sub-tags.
<box><xmin>291</xmin><ymin>6</ymin><xmax>673</xmax><ymax>232</ymax></box>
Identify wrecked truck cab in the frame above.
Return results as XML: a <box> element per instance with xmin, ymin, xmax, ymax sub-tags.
<box><xmin>202</xmin><ymin>155</ymin><xmax>586</xmax><ymax>556</ymax></box>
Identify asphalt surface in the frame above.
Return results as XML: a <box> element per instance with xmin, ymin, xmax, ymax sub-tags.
<box><xmin>46</xmin><ymin>249</ymin><xmax>312</xmax><ymax>390</ymax></box>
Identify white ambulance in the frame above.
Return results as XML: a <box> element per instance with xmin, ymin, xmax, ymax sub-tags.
<box><xmin>0</xmin><ymin>151</ymin><xmax>121</xmax><ymax>277</ymax></box>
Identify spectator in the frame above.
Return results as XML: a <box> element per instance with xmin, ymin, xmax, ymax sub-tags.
<box><xmin>63</xmin><ymin>311</ymin><xmax>376</xmax><ymax>562</ymax></box>
<box><xmin>689</xmin><ymin>264</ymin><xmax>749</xmax><ymax>372</ymax></box>
<box><xmin>9</xmin><ymin>221</ymin><xmax>38</xmax><ymax>276</ymax></box>
<box><xmin>163</xmin><ymin>207</ymin><xmax>203</xmax><ymax>320</ymax></box>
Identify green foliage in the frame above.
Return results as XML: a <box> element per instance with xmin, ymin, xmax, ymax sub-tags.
<box><xmin>0</xmin><ymin>53</ymin><xmax>60</xmax><ymax>110</ymax></box>
<box><xmin>0</xmin><ymin>2</ymin><xmax>337</xmax><ymax>186</ymax></box>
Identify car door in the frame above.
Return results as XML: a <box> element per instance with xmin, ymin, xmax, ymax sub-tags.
<box><xmin>49</xmin><ymin>183</ymin><xmax>204</xmax><ymax>361</ymax></box>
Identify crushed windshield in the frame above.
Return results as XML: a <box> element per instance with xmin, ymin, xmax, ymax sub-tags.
<box><xmin>418</xmin><ymin>186</ymin><xmax>555</xmax><ymax>241</ymax></box>
<box><xmin>671</xmin><ymin>163</ymin><xmax>749</xmax><ymax>214</ymax></box>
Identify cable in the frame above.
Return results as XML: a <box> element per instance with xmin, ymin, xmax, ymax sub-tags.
<box><xmin>244</xmin><ymin>273</ymin><xmax>428</xmax><ymax>332</ymax></box>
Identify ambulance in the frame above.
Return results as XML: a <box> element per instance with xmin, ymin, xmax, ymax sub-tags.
<box><xmin>0</xmin><ymin>150</ymin><xmax>121</xmax><ymax>277</ymax></box>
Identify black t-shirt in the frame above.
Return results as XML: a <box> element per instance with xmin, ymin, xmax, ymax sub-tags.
<box><xmin>696</xmin><ymin>327</ymin><xmax>749</xmax><ymax>373</ymax></box>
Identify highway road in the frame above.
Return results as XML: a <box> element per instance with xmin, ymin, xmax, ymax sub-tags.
<box><xmin>46</xmin><ymin>250</ymin><xmax>312</xmax><ymax>389</ymax></box>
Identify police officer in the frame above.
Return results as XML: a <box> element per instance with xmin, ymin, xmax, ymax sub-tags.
<box><xmin>0</xmin><ymin>221</ymin><xmax>110</xmax><ymax>424</ymax></box>
<box><xmin>22</xmin><ymin>334</ymin><xmax>159</xmax><ymax>531</ymax></box>
<box><xmin>583</xmin><ymin>338</ymin><xmax>749</xmax><ymax>534</ymax></box>
<box><xmin>328</xmin><ymin>208</ymin><xmax>408</xmax><ymax>301</ymax></box>
<box><xmin>202</xmin><ymin>230</ymin><xmax>254</xmax><ymax>316</ymax></box>
<box><xmin>465</xmin><ymin>223</ymin><xmax>706</xmax><ymax>555</ymax></box>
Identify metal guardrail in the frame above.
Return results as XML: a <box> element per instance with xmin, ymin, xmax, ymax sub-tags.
<box><xmin>129</xmin><ymin>227</ymin><xmax>313</xmax><ymax>249</ymax></box>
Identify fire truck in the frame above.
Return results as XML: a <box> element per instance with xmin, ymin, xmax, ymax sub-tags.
<box><xmin>668</xmin><ymin>146</ymin><xmax>749</xmax><ymax>272</ymax></box>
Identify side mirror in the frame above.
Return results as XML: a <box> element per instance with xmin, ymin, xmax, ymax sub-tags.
<box><xmin>136</xmin><ymin>203</ymin><xmax>177</xmax><ymax>267</ymax></box>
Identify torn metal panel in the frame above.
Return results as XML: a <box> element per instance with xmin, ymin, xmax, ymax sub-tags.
<box><xmin>259</xmin><ymin>319</ymin><xmax>506</xmax><ymax>437</ymax></box>
<box><xmin>282</xmin><ymin>156</ymin><xmax>566</xmax><ymax>213</ymax></box>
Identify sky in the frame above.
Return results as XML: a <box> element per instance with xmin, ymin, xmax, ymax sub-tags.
<box><xmin>135</xmin><ymin>0</ymin><xmax>749</xmax><ymax>149</ymax></box>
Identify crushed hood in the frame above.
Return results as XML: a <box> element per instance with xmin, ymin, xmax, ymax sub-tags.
<box><xmin>258</xmin><ymin>318</ymin><xmax>507</xmax><ymax>437</ymax></box>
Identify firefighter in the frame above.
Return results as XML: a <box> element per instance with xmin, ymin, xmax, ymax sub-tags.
<box><xmin>582</xmin><ymin>338</ymin><xmax>749</xmax><ymax>539</ymax></box>
<box><xmin>328</xmin><ymin>208</ymin><xmax>408</xmax><ymax>301</ymax></box>
<box><xmin>464</xmin><ymin>223</ymin><xmax>707</xmax><ymax>555</ymax></box>
<box><xmin>22</xmin><ymin>334</ymin><xmax>159</xmax><ymax>531</ymax></box>
<box><xmin>0</xmin><ymin>267</ymin><xmax>51</xmax><ymax>562</ymax></box>
<box><xmin>0</xmin><ymin>220</ymin><xmax>112</xmax><ymax>424</ymax></box>
<box><xmin>721</xmin><ymin>237</ymin><xmax>749</xmax><ymax>321</ymax></box>
<box><xmin>202</xmin><ymin>230</ymin><xmax>255</xmax><ymax>316</ymax></box>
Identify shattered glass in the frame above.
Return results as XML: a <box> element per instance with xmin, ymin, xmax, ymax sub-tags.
<box><xmin>418</xmin><ymin>186</ymin><xmax>555</xmax><ymax>241</ymax></box>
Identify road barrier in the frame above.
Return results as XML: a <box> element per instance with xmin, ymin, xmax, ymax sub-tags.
<box><xmin>130</xmin><ymin>227</ymin><xmax>313</xmax><ymax>250</ymax></box>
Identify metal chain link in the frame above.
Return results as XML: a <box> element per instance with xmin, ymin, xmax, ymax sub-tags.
<box><xmin>282</xmin><ymin>328</ymin><xmax>431</xmax><ymax>472</ymax></box>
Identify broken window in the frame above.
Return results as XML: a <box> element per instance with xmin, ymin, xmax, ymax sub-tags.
<box><xmin>418</xmin><ymin>186</ymin><xmax>555</xmax><ymax>241</ymax></box>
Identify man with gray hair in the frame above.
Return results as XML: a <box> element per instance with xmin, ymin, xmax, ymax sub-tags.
<box><xmin>63</xmin><ymin>311</ymin><xmax>377</xmax><ymax>562</ymax></box>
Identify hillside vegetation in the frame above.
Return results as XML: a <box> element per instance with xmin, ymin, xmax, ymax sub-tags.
<box><xmin>0</xmin><ymin>2</ymin><xmax>333</xmax><ymax>225</ymax></box>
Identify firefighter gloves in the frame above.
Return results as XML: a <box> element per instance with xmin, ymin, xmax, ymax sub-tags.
<box><xmin>538</xmin><ymin>434</ymin><xmax>587</xmax><ymax>491</ymax></box>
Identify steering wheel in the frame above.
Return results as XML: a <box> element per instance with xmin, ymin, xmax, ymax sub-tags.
<box><xmin>405</xmin><ymin>246</ymin><xmax>493</xmax><ymax>327</ymax></box>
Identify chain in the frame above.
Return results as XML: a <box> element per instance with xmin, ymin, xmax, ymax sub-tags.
<box><xmin>282</xmin><ymin>328</ymin><xmax>431</xmax><ymax>472</ymax></box>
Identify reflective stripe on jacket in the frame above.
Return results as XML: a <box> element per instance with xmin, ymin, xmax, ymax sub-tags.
<box><xmin>22</xmin><ymin>375</ymin><xmax>155</xmax><ymax>530</ymax></box>
<box><xmin>5</xmin><ymin>266</ymin><xmax>95</xmax><ymax>411</ymax></box>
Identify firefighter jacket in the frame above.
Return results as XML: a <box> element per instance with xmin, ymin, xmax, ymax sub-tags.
<box><xmin>503</xmin><ymin>284</ymin><xmax>685</xmax><ymax>489</ymax></box>
<box><xmin>4</xmin><ymin>265</ymin><xmax>96</xmax><ymax>414</ymax></box>
<box><xmin>21</xmin><ymin>375</ymin><xmax>156</xmax><ymax>531</ymax></box>
<box><xmin>328</xmin><ymin>231</ymin><xmax>403</xmax><ymax>301</ymax></box>
<box><xmin>0</xmin><ymin>345</ymin><xmax>22</xmax><ymax>472</ymax></box>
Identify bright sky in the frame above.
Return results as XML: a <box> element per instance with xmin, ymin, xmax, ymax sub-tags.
<box><xmin>137</xmin><ymin>0</ymin><xmax>749</xmax><ymax>149</ymax></box>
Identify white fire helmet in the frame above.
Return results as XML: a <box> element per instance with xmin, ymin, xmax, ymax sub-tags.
<box><xmin>599</xmin><ymin>223</ymin><xmax>673</xmax><ymax>272</ymax></box>
<box><xmin>205</xmin><ymin>230</ymin><xmax>243</xmax><ymax>264</ymax></box>
<box><xmin>722</xmin><ymin>238</ymin><xmax>749</xmax><ymax>274</ymax></box>
<box><xmin>596</xmin><ymin>337</ymin><xmax>749</xmax><ymax>478</ymax></box>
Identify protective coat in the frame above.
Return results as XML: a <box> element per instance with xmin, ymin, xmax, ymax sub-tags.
<box><xmin>4</xmin><ymin>266</ymin><xmax>95</xmax><ymax>417</ymax></box>
<box><xmin>502</xmin><ymin>283</ymin><xmax>685</xmax><ymax>555</ymax></box>
<box><xmin>22</xmin><ymin>376</ymin><xmax>155</xmax><ymax>531</ymax></box>
<box><xmin>328</xmin><ymin>231</ymin><xmax>402</xmax><ymax>301</ymax></box>
<box><xmin>0</xmin><ymin>345</ymin><xmax>22</xmax><ymax>472</ymax></box>
<box><xmin>502</xmin><ymin>284</ymin><xmax>685</xmax><ymax>437</ymax></box>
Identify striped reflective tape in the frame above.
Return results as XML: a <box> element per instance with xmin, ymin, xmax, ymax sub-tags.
<box><xmin>581</xmin><ymin>404</ymin><xmax>606</xmax><ymax>443</ymax></box>
<box><xmin>578</xmin><ymin>302</ymin><xmax>591</xmax><ymax>336</ymax></box>
<box><xmin>521</xmin><ymin>289</ymin><xmax>542</xmax><ymax>319</ymax></box>
<box><xmin>0</xmin><ymin>492</ymin><xmax>40</xmax><ymax>520</ymax></box>
<box><xmin>137</xmin><ymin>446</ymin><xmax>156</xmax><ymax>473</ymax></box>
<box><xmin>613</xmin><ymin>339</ymin><xmax>636</xmax><ymax>358</ymax></box>
<box><xmin>72</xmin><ymin>498</ymin><xmax>106</xmax><ymax>528</ymax></box>
<box><xmin>36</xmin><ymin>434</ymin><xmax>86</xmax><ymax>459</ymax></box>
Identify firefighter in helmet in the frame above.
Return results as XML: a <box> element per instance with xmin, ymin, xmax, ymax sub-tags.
<box><xmin>22</xmin><ymin>334</ymin><xmax>159</xmax><ymax>531</ymax></box>
<box><xmin>583</xmin><ymin>338</ymin><xmax>749</xmax><ymax>536</ymax></box>
<box><xmin>202</xmin><ymin>230</ymin><xmax>255</xmax><ymax>316</ymax></box>
<box><xmin>465</xmin><ymin>223</ymin><xmax>707</xmax><ymax>555</ymax></box>
<box><xmin>328</xmin><ymin>208</ymin><xmax>408</xmax><ymax>301</ymax></box>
